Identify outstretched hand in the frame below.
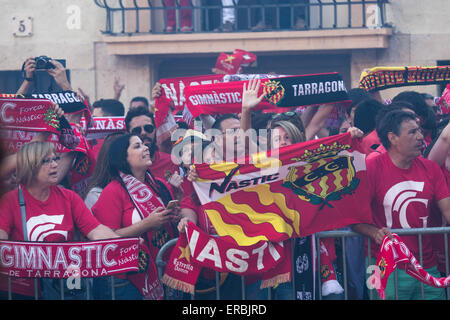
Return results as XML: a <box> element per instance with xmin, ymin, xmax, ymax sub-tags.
<box><xmin>242</xmin><ymin>78</ymin><xmax>265</xmax><ymax>112</ymax></box>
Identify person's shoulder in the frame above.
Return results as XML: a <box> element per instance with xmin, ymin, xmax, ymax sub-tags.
<box><xmin>52</xmin><ymin>185</ymin><xmax>84</xmax><ymax>202</ymax></box>
<box><xmin>416</xmin><ymin>156</ymin><xmax>442</xmax><ymax>172</ymax></box>
<box><xmin>102</xmin><ymin>179</ymin><xmax>123</xmax><ymax>192</ymax></box>
<box><xmin>0</xmin><ymin>188</ymin><xmax>19</xmax><ymax>205</ymax></box>
<box><xmin>366</xmin><ymin>149</ymin><xmax>387</xmax><ymax>167</ymax></box>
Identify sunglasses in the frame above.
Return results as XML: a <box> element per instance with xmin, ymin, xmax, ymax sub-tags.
<box><xmin>272</xmin><ymin>111</ymin><xmax>296</xmax><ymax>120</ymax></box>
<box><xmin>131</xmin><ymin>124</ymin><xmax>154</xmax><ymax>135</ymax></box>
<box><xmin>42</xmin><ymin>156</ymin><xmax>61</xmax><ymax>165</ymax></box>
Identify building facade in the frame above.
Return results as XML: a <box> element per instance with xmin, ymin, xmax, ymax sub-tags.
<box><xmin>0</xmin><ymin>0</ymin><xmax>448</xmax><ymax>109</ymax></box>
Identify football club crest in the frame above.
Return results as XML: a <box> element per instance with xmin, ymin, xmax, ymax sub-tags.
<box><xmin>377</xmin><ymin>257</ymin><xmax>387</xmax><ymax>278</ymax></box>
<box><xmin>262</xmin><ymin>80</ymin><xmax>285</xmax><ymax>105</ymax></box>
<box><xmin>282</xmin><ymin>142</ymin><xmax>359</xmax><ymax>209</ymax></box>
<box><xmin>320</xmin><ymin>264</ymin><xmax>331</xmax><ymax>280</ymax></box>
<box><xmin>43</xmin><ymin>106</ymin><xmax>60</xmax><ymax>129</ymax></box>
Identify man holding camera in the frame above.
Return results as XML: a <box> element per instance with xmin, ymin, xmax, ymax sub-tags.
<box><xmin>12</xmin><ymin>56</ymin><xmax>94</xmax><ymax>197</ymax></box>
<box><xmin>17</xmin><ymin>57</ymin><xmax>72</xmax><ymax>96</ymax></box>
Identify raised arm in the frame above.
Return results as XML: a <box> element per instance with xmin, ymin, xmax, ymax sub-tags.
<box><xmin>16</xmin><ymin>57</ymin><xmax>36</xmax><ymax>95</ymax></box>
<box><xmin>428</xmin><ymin>122</ymin><xmax>450</xmax><ymax>167</ymax></box>
<box><xmin>304</xmin><ymin>104</ymin><xmax>334</xmax><ymax>141</ymax></box>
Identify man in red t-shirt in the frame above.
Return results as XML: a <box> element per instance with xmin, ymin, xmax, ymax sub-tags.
<box><xmin>352</xmin><ymin>110</ymin><xmax>450</xmax><ymax>300</ymax></box>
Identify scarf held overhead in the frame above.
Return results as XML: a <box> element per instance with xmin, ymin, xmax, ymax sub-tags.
<box><xmin>154</xmin><ymin>73</ymin><xmax>283</xmax><ymax>128</ymax></box>
<box><xmin>193</xmin><ymin>133</ymin><xmax>372</xmax><ymax>247</ymax></box>
<box><xmin>372</xmin><ymin>234</ymin><xmax>450</xmax><ymax>300</ymax></box>
<box><xmin>155</xmin><ymin>74</ymin><xmax>225</xmax><ymax>127</ymax></box>
<box><xmin>0</xmin><ymin>97</ymin><xmax>61</xmax><ymax>135</ymax></box>
<box><xmin>0</xmin><ymin>95</ymin><xmax>81</xmax><ymax>150</ymax></box>
<box><xmin>359</xmin><ymin>66</ymin><xmax>450</xmax><ymax>92</ymax></box>
<box><xmin>0</xmin><ymin>238</ymin><xmax>140</xmax><ymax>279</ymax></box>
<box><xmin>185</xmin><ymin>73</ymin><xmax>350</xmax><ymax>118</ymax></box>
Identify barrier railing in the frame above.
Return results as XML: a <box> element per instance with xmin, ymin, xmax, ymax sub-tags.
<box><xmin>93</xmin><ymin>0</ymin><xmax>389</xmax><ymax>35</ymax></box>
<box><xmin>2</xmin><ymin>226</ymin><xmax>449</xmax><ymax>300</ymax></box>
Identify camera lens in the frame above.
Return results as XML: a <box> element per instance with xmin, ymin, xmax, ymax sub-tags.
<box><xmin>35</xmin><ymin>57</ymin><xmax>46</xmax><ymax>69</ymax></box>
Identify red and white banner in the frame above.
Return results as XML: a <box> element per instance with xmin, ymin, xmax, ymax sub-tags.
<box><xmin>155</xmin><ymin>74</ymin><xmax>224</xmax><ymax>127</ymax></box>
<box><xmin>0</xmin><ymin>98</ymin><xmax>60</xmax><ymax>134</ymax></box>
<box><xmin>162</xmin><ymin>222</ymin><xmax>291</xmax><ymax>294</ymax></box>
<box><xmin>79</xmin><ymin>116</ymin><xmax>126</xmax><ymax>140</ymax></box>
<box><xmin>0</xmin><ymin>238</ymin><xmax>140</xmax><ymax>279</ymax></box>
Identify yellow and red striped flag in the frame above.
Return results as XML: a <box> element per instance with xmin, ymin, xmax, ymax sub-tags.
<box><xmin>193</xmin><ymin>133</ymin><xmax>373</xmax><ymax>246</ymax></box>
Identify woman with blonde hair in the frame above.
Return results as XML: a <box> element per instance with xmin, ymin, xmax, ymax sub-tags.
<box><xmin>269</xmin><ymin>119</ymin><xmax>305</xmax><ymax>149</ymax></box>
<box><xmin>0</xmin><ymin>141</ymin><xmax>119</xmax><ymax>299</ymax></box>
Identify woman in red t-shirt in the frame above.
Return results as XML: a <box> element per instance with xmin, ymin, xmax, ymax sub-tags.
<box><xmin>91</xmin><ymin>134</ymin><xmax>183</xmax><ymax>300</ymax></box>
<box><xmin>0</xmin><ymin>141</ymin><xmax>119</xmax><ymax>299</ymax></box>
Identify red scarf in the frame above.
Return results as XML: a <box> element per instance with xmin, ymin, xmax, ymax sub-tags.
<box><xmin>0</xmin><ymin>97</ymin><xmax>60</xmax><ymax>134</ymax></box>
<box><xmin>373</xmin><ymin>234</ymin><xmax>450</xmax><ymax>300</ymax></box>
<box><xmin>79</xmin><ymin>116</ymin><xmax>126</xmax><ymax>140</ymax></box>
<box><xmin>155</xmin><ymin>74</ymin><xmax>224</xmax><ymax>127</ymax></box>
<box><xmin>184</xmin><ymin>73</ymin><xmax>350</xmax><ymax>118</ymax></box>
<box><xmin>162</xmin><ymin>222</ymin><xmax>291</xmax><ymax>294</ymax></box>
<box><xmin>0</xmin><ymin>238</ymin><xmax>140</xmax><ymax>279</ymax></box>
<box><xmin>119</xmin><ymin>171</ymin><xmax>176</xmax><ymax>300</ymax></box>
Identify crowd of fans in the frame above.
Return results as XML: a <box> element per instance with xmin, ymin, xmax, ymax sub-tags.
<box><xmin>0</xmin><ymin>55</ymin><xmax>449</xmax><ymax>300</ymax></box>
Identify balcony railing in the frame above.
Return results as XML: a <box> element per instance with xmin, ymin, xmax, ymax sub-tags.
<box><xmin>94</xmin><ymin>0</ymin><xmax>389</xmax><ymax>35</ymax></box>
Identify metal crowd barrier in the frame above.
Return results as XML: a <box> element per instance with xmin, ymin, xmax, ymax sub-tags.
<box><xmin>155</xmin><ymin>226</ymin><xmax>450</xmax><ymax>300</ymax></box>
<box><xmin>2</xmin><ymin>226</ymin><xmax>449</xmax><ymax>300</ymax></box>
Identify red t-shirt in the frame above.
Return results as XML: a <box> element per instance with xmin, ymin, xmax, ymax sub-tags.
<box><xmin>366</xmin><ymin>152</ymin><xmax>449</xmax><ymax>268</ymax></box>
<box><xmin>150</xmin><ymin>151</ymin><xmax>179</xmax><ymax>182</ymax></box>
<box><xmin>92</xmin><ymin>180</ymin><xmax>144</xmax><ymax>231</ymax></box>
<box><xmin>0</xmin><ymin>185</ymin><xmax>99</xmax><ymax>242</ymax></box>
<box><xmin>91</xmin><ymin>178</ymin><xmax>176</xmax><ymax>275</ymax></box>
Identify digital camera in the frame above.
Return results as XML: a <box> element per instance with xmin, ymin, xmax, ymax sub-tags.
<box><xmin>35</xmin><ymin>56</ymin><xmax>55</xmax><ymax>70</ymax></box>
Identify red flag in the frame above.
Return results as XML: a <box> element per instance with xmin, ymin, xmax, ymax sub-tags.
<box><xmin>193</xmin><ymin>133</ymin><xmax>372</xmax><ymax>246</ymax></box>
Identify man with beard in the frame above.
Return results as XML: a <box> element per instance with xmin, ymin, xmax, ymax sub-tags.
<box><xmin>124</xmin><ymin>106</ymin><xmax>178</xmax><ymax>181</ymax></box>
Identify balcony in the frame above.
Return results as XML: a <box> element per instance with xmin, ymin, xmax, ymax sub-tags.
<box><xmin>94</xmin><ymin>0</ymin><xmax>392</xmax><ymax>56</ymax></box>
